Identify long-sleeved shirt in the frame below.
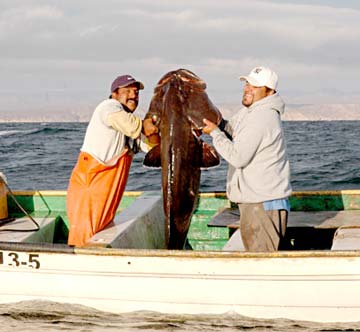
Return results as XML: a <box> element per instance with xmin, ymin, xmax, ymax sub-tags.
<box><xmin>210</xmin><ymin>93</ymin><xmax>292</xmax><ymax>203</ymax></box>
<box><xmin>81</xmin><ymin>99</ymin><xmax>142</xmax><ymax>165</ymax></box>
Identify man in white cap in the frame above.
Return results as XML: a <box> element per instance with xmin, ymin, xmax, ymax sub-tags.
<box><xmin>202</xmin><ymin>66</ymin><xmax>292</xmax><ymax>252</ymax></box>
<box><xmin>67</xmin><ymin>74</ymin><xmax>145</xmax><ymax>246</ymax></box>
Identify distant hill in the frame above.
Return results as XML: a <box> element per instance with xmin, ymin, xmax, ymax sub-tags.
<box><xmin>219</xmin><ymin>103</ymin><xmax>360</xmax><ymax>121</ymax></box>
<box><xmin>283</xmin><ymin>104</ymin><xmax>360</xmax><ymax>121</ymax></box>
<box><xmin>0</xmin><ymin>103</ymin><xmax>359</xmax><ymax>122</ymax></box>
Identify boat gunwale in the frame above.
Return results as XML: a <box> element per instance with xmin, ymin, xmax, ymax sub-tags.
<box><xmin>1</xmin><ymin>241</ymin><xmax>360</xmax><ymax>259</ymax></box>
<box><xmin>10</xmin><ymin>190</ymin><xmax>144</xmax><ymax>197</ymax></box>
<box><xmin>10</xmin><ymin>189</ymin><xmax>360</xmax><ymax>197</ymax></box>
<box><xmin>68</xmin><ymin>248</ymin><xmax>360</xmax><ymax>259</ymax></box>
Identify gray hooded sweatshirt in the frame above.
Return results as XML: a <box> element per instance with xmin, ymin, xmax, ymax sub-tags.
<box><xmin>210</xmin><ymin>93</ymin><xmax>292</xmax><ymax>203</ymax></box>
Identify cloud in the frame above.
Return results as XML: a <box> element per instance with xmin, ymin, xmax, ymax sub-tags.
<box><xmin>2</xmin><ymin>1</ymin><xmax>359</xmax><ymax>63</ymax></box>
<box><xmin>0</xmin><ymin>0</ymin><xmax>360</xmax><ymax>108</ymax></box>
<box><xmin>0</xmin><ymin>4</ymin><xmax>63</xmax><ymax>40</ymax></box>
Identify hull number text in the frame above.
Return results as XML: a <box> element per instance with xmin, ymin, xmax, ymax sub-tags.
<box><xmin>0</xmin><ymin>251</ymin><xmax>40</xmax><ymax>269</ymax></box>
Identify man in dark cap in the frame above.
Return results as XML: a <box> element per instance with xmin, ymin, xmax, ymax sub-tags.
<box><xmin>67</xmin><ymin>75</ymin><xmax>144</xmax><ymax>246</ymax></box>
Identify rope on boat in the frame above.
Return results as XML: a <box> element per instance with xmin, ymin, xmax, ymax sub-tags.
<box><xmin>0</xmin><ymin>172</ymin><xmax>40</xmax><ymax>232</ymax></box>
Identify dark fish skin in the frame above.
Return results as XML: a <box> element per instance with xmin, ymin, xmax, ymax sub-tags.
<box><xmin>144</xmin><ymin>69</ymin><xmax>222</xmax><ymax>249</ymax></box>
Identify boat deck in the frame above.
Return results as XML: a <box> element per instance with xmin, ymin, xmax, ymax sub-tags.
<box><xmin>1</xmin><ymin>189</ymin><xmax>360</xmax><ymax>251</ymax></box>
<box><xmin>208</xmin><ymin>206</ymin><xmax>360</xmax><ymax>251</ymax></box>
<box><xmin>209</xmin><ymin>208</ymin><xmax>360</xmax><ymax>229</ymax></box>
<box><xmin>0</xmin><ymin>216</ymin><xmax>57</xmax><ymax>243</ymax></box>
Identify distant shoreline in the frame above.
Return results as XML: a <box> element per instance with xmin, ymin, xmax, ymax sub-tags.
<box><xmin>1</xmin><ymin>103</ymin><xmax>360</xmax><ymax>122</ymax></box>
<box><xmin>1</xmin><ymin>119</ymin><xmax>360</xmax><ymax>123</ymax></box>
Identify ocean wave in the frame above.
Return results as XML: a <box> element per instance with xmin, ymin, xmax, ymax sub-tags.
<box><xmin>0</xmin><ymin>129</ymin><xmax>39</xmax><ymax>137</ymax></box>
<box><xmin>0</xmin><ymin>127</ymin><xmax>79</xmax><ymax>138</ymax></box>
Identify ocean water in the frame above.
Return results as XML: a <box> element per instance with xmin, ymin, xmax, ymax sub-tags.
<box><xmin>1</xmin><ymin>300</ymin><xmax>360</xmax><ymax>332</ymax></box>
<box><xmin>0</xmin><ymin>121</ymin><xmax>359</xmax><ymax>191</ymax></box>
<box><xmin>0</xmin><ymin>121</ymin><xmax>360</xmax><ymax>331</ymax></box>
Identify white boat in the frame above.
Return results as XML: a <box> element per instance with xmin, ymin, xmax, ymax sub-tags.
<box><xmin>1</xmin><ymin>189</ymin><xmax>360</xmax><ymax>323</ymax></box>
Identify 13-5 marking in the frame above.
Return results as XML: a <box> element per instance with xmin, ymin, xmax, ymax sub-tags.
<box><xmin>1</xmin><ymin>252</ymin><xmax>40</xmax><ymax>269</ymax></box>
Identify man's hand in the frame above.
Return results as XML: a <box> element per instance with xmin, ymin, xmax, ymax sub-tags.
<box><xmin>142</xmin><ymin>118</ymin><xmax>158</xmax><ymax>136</ymax></box>
<box><xmin>142</xmin><ymin>117</ymin><xmax>160</xmax><ymax>144</ymax></box>
<box><xmin>202</xmin><ymin>118</ymin><xmax>218</xmax><ymax>135</ymax></box>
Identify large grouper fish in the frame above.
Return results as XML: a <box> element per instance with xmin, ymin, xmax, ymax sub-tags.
<box><xmin>143</xmin><ymin>69</ymin><xmax>223</xmax><ymax>249</ymax></box>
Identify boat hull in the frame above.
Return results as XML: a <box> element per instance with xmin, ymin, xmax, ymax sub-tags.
<box><xmin>1</xmin><ymin>244</ymin><xmax>360</xmax><ymax>323</ymax></box>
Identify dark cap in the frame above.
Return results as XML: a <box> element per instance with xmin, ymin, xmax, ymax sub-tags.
<box><xmin>110</xmin><ymin>75</ymin><xmax>144</xmax><ymax>93</ymax></box>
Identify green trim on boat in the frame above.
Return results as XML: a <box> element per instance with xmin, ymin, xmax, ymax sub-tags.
<box><xmin>4</xmin><ymin>190</ymin><xmax>360</xmax><ymax>251</ymax></box>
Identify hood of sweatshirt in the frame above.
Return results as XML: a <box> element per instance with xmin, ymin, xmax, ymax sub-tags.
<box><xmin>248</xmin><ymin>93</ymin><xmax>285</xmax><ymax>115</ymax></box>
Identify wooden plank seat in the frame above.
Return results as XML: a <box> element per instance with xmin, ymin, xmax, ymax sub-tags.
<box><xmin>208</xmin><ymin>208</ymin><xmax>360</xmax><ymax>229</ymax></box>
<box><xmin>208</xmin><ymin>207</ymin><xmax>240</xmax><ymax>228</ymax></box>
<box><xmin>86</xmin><ymin>191</ymin><xmax>165</xmax><ymax>249</ymax></box>
<box><xmin>210</xmin><ymin>208</ymin><xmax>360</xmax><ymax>251</ymax></box>
<box><xmin>0</xmin><ymin>216</ymin><xmax>56</xmax><ymax>243</ymax></box>
<box><xmin>222</xmin><ymin>229</ymin><xmax>245</xmax><ymax>251</ymax></box>
<box><xmin>331</xmin><ymin>226</ymin><xmax>360</xmax><ymax>250</ymax></box>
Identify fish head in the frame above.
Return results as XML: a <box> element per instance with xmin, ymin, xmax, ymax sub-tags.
<box><xmin>149</xmin><ymin>69</ymin><xmax>222</xmax><ymax>131</ymax></box>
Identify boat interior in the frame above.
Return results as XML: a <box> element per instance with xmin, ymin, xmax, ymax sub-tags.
<box><xmin>0</xmin><ymin>190</ymin><xmax>360</xmax><ymax>252</ymax></box>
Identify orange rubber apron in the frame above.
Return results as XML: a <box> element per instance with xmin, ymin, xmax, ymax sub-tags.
<box><xmin>67</xmin><ymin>150</ymin><xmax>132</xmax><ymax>247</ymax></box>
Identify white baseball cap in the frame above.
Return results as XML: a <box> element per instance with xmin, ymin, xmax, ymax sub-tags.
<box><xmin>239</xmin><ymin>66</ymin><xmax>278</xmax><ymax>90</ymax></box>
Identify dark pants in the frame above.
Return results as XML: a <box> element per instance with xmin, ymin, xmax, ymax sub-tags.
<box><xmin>238</xmin><ymin>203</ymin><xmax>288</xmax><ymax>252</ymax></box>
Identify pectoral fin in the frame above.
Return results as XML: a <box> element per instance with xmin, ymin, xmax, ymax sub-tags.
<box><xmin>198</xmin><ymin>141</ymin><xmax>220</xmax><ymax>168</ymax></box>
<box><xmin>143</xmin><ymin>144</ymin><xmax>161</xmax><ymax>168</ymax></box>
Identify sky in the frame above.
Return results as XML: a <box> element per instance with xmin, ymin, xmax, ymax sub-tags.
<box><xmin>1</xmin><ymin>0</ymin><xmax>360</xmax><ymax>116</ymax></box>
